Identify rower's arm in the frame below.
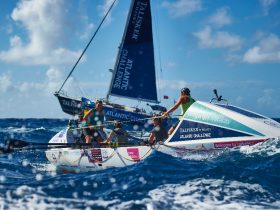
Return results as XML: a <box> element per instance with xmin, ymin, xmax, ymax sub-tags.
<box><xmin>163</xmin><ymin>98</ymin><xmax>181</xmax><ymax>116</ymax></box>
<box><xmin>148</xmin><ymin>132</ymin><xmax>155</xmax><ymax>144</ymax></box>
<box><xmin>104</xmin><ymin>132</ymin><xmax>114</xmax><ymax>143</ymax></box>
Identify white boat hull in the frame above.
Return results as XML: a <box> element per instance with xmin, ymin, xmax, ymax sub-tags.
<box><xmin>46</xmin><ymin>146</ymin><xmax>153</xmax><ymax>172</ymax></box>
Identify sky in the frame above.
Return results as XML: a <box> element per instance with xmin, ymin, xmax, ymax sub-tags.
<box><xmin>0</xmin><ymin>0</ymin><xmax>280</xmax><ymax>119</ymax></box>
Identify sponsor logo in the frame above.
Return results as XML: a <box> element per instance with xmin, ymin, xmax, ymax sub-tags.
<box><xmin>186</xmin><ymin>103</ymin><xmax>264</xmax><ymax>136</ymax></box>
<box><xmin>82</xmin><ymin>149</ymin><xmax>103</xmax><ymax>163</ymax></box>
<box><xmin>101</xmin><ymin>150</ymin><xmax>109</xmax><ymax>159</ymax></box>
<box><xmin>179</xmin><ymin>127</ymin><xmax>212</xmax><ymax>139</ymax></box>
<box><xmin>62</xmin><ymin>99</ymin><xmax>79</xmax><ymax>108</ymax></box>
<box><xmin>127</xmin><ymin>148</ymin><xmax>140</xmax><ymax>161</ymax></box>
<box><xmin>214</xmin><ymin>140</ymin><xmax>264</xmax><ymax>148</ymax></box>
<box><xmin>105</xmin><ymin>110</ymin><xmax>142</xmax><ymax>121</ymax></box>
<box><xmin>131</xmin><ymin>1</ymin><xmax>148</xmax><ymax>40</ymax></box>
<box><xmin>58</xmin><ymin>128</ymin><xmax>67</xmax><ymax>138</ymax></box>
<box><xmin>113</xmin><ymin>49</ymin><xmax>133</xmax><ymax>91</ymax></box>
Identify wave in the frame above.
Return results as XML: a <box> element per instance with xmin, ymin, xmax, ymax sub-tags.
<box><xmin>239</xmin><ymin>137</ymin><xmax>280</xmax><ymax>156</ymax></box>
<box><xmin>1</xmin><ymin>126</ymin><xmax>46</xmax><ymax>134</ymax></box>
<box><xmin>1</xmin><ymin>177</ymin><xmax>279</xmax><ymax>210</ymax></box>
<box><xmin>0</xmin><ymin>185</ymin><xmax>120</xmax><ymax>210</ymax></box>
<box><xmin>147</xmin><ymin>178</ymin><xmax>280</xmax><ymax>209</ymax></box>
<box><xmin>1</xmin><ymin>119</ymin><xmax>280</xmax><ymax>209</ymax></box>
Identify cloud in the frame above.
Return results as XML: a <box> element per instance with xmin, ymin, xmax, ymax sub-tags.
<box><xmin>257</xmin><ymin>88</ymin><xmax>274</xmax><ymax>107</ymax></box>
<box><xmin>79</xmin><ymin>20</ymin><xmax>95</xmax><ymax>40</ymax></box>
<box><xmin>259</xmin><ymin>0</ymin><xmax>277</xmax><ymax>15</ymax></box>
<box><xmin>193</xmin><ymin>26</ymin><xmax>242</xmax><ymax>50</ymax></box>
<box><xmin>0</xmin><ymin>0</ymin><xmax>83</xmax><ymax>66</ymax></box>
<box><xmin>0</xmin><ymin>74</ymin><xmax>12</xmax><ymax>93</ymax></box>
<box><xmin>208</xmin><ymin>7</ymin><xmax>232</xmax><ymax>28</ymax></box>
<box><xmin>97</xmin><ymin>0</ymin><xmax>117</xmax><ymax>25</ymax></box>
<box><xmin>162</xmin><ymin>0</ymin><xmax>202</xmax><ymax>18</ymax></box>
<box><xmin>157</xmin><ymin>79</ymin><xmax>228</xmax><ymax>92</ymax></box>
<box><xmin>256</xmin><ymin>88</ymin><xmax>280</xmax><ymax>115</ymax></box>
<box><xmin>243</xmin><ymin>33</ymin><xmax>280</xmax><ymax>63</ymax></box>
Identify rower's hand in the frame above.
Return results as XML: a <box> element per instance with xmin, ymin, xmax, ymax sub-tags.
<box><xmin>141</xmin><ymin>140</ymin><xmax>149</xmax><ymax>146</ymax></box>
<box><xmin>161</xmin><ymin>112</ymin><xmax>168</xmax><ymax>119</ymax></box>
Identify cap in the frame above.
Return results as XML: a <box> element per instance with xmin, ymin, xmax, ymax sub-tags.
<box><xmin>181</xmin><ymin>87</ymin><xmax>190</xmax><ymax>95</ymax></box>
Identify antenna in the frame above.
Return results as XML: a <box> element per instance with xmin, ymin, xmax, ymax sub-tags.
<box><xmin>210</xmin><ymin>89</ymin><xmax>228</xmax><ymax>105</ymax></box>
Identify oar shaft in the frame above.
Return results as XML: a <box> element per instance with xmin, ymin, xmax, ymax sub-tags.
<box><xmin>71</xmin><ymin>114</ymin><xmax>181</xmax><ymax>130</ymax></box>
<box><xmin>0</xmin><ymin>139</ymin><xmax>150</xmax><ymax>154</ymax></box>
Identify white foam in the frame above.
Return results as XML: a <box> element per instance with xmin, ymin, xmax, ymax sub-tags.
<box><xmin>148</xmin><ymin>178</ymin><xmax>280</xmax><ymax>209</ymax></box>
<box><xmin>30</xmin><ymin>163</ymin><xmax>57</xmax><ymax>174</ymax></box>
<box><xmin>1</xmin><ymin>178</ymin><xmax>279</xmax><ymax>209</ymax></box>
<box><xmin>2</xmin><ymin>185</ymin><xmax>121</xmax><ymax>210</ymax></box>
<box><xmin>240</xmin><ymin>137</ymin><xmax>280</xmax><ymax>156</ymax></box>
<box><xmin>3</xmin><ymin>126</ymin><xmax>46</xmax><ymax>134</ymax></box>
<box><xmin>158</xmin><ymin>146</ymin><xmax>226</xmax><ymax>161</ymax></box>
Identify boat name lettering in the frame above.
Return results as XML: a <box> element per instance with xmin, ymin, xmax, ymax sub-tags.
<box><xmin>180</xmin><ymin>133</ymin><xmax>211</xmax><ymax>139</ymax></box>
<box><xmin>214</xmin><ymin>140</ymin><xmax>261</xmax><ymax>148</ymax></box>
<box><xmin>62</xmin><ymin>99</ymin><xmax>78</xmax><ymax>108</ymax></box>
<box><xmin>193</xmin><ymin>133</ymin><xmax>211</xmax><ymax>138</ymax></box>
<box><xmin>191</xmin><ymin>112</ymin><xmax>230</xmax><ymax>125</ymax></box>
<box><xmin>180</xmin><ymin>134</ymin><xmax>193</xmax><ymax>139</ymax></box>
<box><xmin>180</xmin><ymin>127</ymin><xmax>211</xmax><ymax>133</ymax></box>
<box><xmin>180</xmin><ymin>128</ymin><xmax>199</xmax><ymax>133</ymax></box>
<box><xmin>132</xmin><ymin>1</ymin><xmax>148</xmax><ymax>40</ymax></box>
<box><xmin>113</xmin><ymin>49</ymin><xmax>133</xmax><ymax>91</ymax></box>
<box><xmin>106</xmin><ymin>110</ymin><xmax>140</xmax><ymax>121</ymax></box>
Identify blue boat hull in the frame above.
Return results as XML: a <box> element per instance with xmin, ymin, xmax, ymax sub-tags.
<box><xmin>55</xmin><ymin>93</ymin><xmax>151</xmax><ymax>125</ymax></box>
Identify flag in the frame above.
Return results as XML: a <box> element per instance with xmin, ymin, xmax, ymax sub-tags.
<box><xmin>163</xmin><ymin>95</ymin><xmax>169</xmax><ymax>99</ymax></box>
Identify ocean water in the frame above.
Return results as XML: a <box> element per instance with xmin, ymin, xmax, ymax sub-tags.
<box><xmin>0</xmin><ymin>118</ymin><xmax>280</xmax><ymax>210</ymax></box>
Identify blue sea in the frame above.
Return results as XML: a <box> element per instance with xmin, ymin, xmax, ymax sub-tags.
<box><xmin>0</xmin><ymin>118</ymin><xmax>280</xmax><ymax>210</ymax></box>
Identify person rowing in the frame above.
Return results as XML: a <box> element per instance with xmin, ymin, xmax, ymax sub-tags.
<box><xmin>147</xmin><ymin>115</ymin><xmax>168</xmax><ymax>145</ymax></box>
<box><xmin>82</xmin><ymin>100</ymin><xmax>105</xmax><ymax>145</ymax></box>
<box><xmin>103</xmin><ymin>121</ymin><xmax>129</xmax><ymax>146</ymax></box>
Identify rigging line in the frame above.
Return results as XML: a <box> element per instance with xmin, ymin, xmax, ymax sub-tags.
<box><xmin>57</xmin><ymin>0</ymin><xmax>118</xmax><ymax>93</ymax></box>
<box><xmin>152</xmin><ymin>1</ymin><xmax>164</xmax><ymax>101</ymax></box>
<box><xmin>153</xmin><ymin>1</ymin><xmax>163</xmax><ymax>73</ymax></box>
<box><xmin>72</xmin><ymin>76</ymin><xmax>86</xmax><ymax>98</ymax></box>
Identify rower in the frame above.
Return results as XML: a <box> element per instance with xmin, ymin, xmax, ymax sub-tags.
<box><xmin>162</xmin><ymin>88</ymin><xmax>195</xmax><ymax>136</ymax></box>
<box><xmin>82</xmin><ymin>100</ymin><xmax>105</xmax><ymax>145</ymax></box>
<box><xmin>103</xmin><ymin>121</ymin><xmax>128</xmax><ymax>146</ymax></box>
<box><xmin>148</xmin><ymin>115</ymin><xmax>168</xmax><ymax>145</ymax></box>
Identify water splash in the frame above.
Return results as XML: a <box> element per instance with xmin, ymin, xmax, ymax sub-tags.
<box><xmin>148</xmin><ymin>178</ymin><xmax>280</xmax><ymax>209</ymax></box>
<box><xmin>239</xmin><ymin>137</ymin><xmax>280</xmax><ymax>156</ymax></box>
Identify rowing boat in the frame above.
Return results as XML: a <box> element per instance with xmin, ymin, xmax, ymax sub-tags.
<box><xmin>45</xmin><ymin>100</ymin><xmax>280</xmax><ymax>171</ymax></box>
<box><xmin>45</xmin><ymin>128</ymin><xmax>153</xmax><ymax>172</ymax></box>
<box><xmin>158</xmin><ymin>101</ymin><xmax>280</xmax><ymax>156</ymax></box>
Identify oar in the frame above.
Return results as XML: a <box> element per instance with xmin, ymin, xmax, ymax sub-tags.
<box><xmin>0</xmin><ymin>139</ymin><xmax>90</xmax><ymax>154</ymax></box>
<box><xmin>0</xmin><ymin>138</ymin><xmax>150</xmax><ymax>154</ymax></box>
<box><xmin>71</xmin><ymin>114</ymin><xmax>182</xmax><ymax>130</ymax></box>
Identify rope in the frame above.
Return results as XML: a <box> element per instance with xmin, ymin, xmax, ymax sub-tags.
<box><xmin>60</xmin><ymin>150</ymin><xmax>83</xmax><ymax>164</ymax></box>
<box><xmin>57</xmin><ymin>0</ymin><xmax>117</xmax><ymax>92</ymax></box>
<box><xmin>116</xmin><ymin>146</ymin><xmax>153</xmax><ymax>162</ymax></box>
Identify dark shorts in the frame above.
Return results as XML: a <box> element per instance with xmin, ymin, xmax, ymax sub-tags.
<box><xmin>83</xmin><ymin>128</ymin><xmax>96</xmax><ymax>137</ymax></box>
<box><xmin>83</xmin><ymin>128</ymin><xmax>105</xmax><ymax>142</ymax></box>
